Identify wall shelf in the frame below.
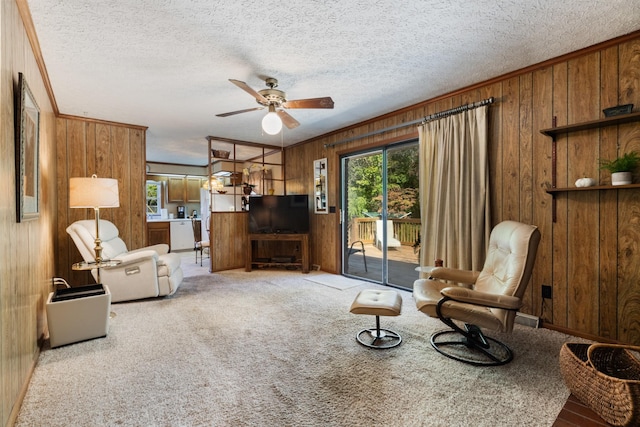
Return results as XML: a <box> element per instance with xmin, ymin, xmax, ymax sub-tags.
<box><xmin>546</xmin><ymin>183</ymin><xmax>640</xmax><ymax>194</ymax></box>
<box><xmin>541</xmin><ymin>111</ymin><xmax>640</xmax><ymax>222</ymax></box>
<box><xmin>540</xmin><ymin>111</ymin><xmax>640</xmax><ymax>138</ymax></box>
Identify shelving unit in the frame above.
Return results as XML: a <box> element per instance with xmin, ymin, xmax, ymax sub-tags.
<box><xmin>540</xmin><ymin>111</ymin><xmax>640</xmax><ymax>221</ymax></box>
<box><xmin>206</xmin><ymin>137</ymin><xmax>285</xmax><ymax>212</ymax></box>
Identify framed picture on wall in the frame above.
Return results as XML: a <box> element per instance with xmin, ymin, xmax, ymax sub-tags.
<box><xmin>15</xmin><ymin>72</ymin><xmax>40</xmax><ymax>222</ymax></box>
<box><xmin>314</xmin><ymin>158</ymin><xmax>328</xmax><ymax>214</ymax></box>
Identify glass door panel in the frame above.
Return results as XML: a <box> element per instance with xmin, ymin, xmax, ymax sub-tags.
<box><xmin>385</xmin><ymin>143</ymin><xmax>420</xmax><ymax>288</ymax></box>
<box><xmin>342</xmin><ymin>151</ymin><xmax>383</xmax><ymax>283</ymax></box>
<box><xmin>341</xmin><ymin>141</ymin><xmax>420</xmax><ymax>290</ymax></box>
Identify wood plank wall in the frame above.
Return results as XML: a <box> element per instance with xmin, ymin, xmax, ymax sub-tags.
<box><xmin>287</xmin><ymin>32</ymin><xmax>640</xmax><ymax>345</ymax></box>
<box><xmin>209</xmin><ymin>212</ymin><xmax>248</xmax><ymax>271</ymax></box>
<box><xmin>1</xmin><ymin>1</ymin><xmax>57</xmax><ymax>425</ymax></box>
<box><xmin>55</xmin><ymin>116</ymin><xmax>147</xmax><ymax>284</ymax></box>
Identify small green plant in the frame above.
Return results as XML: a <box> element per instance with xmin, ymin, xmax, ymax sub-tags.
<box><xmin>599</xmin><ymin>151</ymin><xmax>640</xmax><ymax>173</ymax></box>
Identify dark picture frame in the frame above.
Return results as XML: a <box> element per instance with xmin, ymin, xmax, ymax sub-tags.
<box><xmin>15</xmin><ymin>72</ymin><xmax>40</xmax><ymax>222</ymax></box>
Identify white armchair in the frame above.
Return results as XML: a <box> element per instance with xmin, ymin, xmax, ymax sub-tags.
<box><xmin>67</xmin><ymin>220</ymin><xmax>184</xmax><ymax>303</ymax></box>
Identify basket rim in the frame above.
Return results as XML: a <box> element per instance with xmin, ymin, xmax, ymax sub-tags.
<box><xmin>562</xmin><ymin>342</ymin><xmax>640</xmax><ymax>384</ymax></box>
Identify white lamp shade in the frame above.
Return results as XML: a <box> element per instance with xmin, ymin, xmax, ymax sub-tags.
<box><xmin>262</xmin><ymin>111</ymin><xmax>283</xmax><ymax>135</ymax></box>
<box><xmin>69</xmin><ymin>176</ymin><xmax>120</xmax><ymax>208</ymax></box>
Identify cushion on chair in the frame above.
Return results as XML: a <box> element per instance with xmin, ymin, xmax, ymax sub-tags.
<box><xmin>474</xmin><ymin>221</ymin><xmax>539</xmax><ymax>299</ymax></box>
<box><xmin>350</xmin><ymin>289</ymin><xmax>402</xmax><ymax>317</ymax></box>
<box><xmin>413</xmin><ymin>278</ymin><xmax>506</xmax><ymax>331</ymax></box>
<box><xmin>68</xmin><ymin>220</ymin><xmax>128</xmax><ymax>260</ymax></box>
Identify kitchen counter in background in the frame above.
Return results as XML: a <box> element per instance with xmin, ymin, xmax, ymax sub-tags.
<box><xmin>147</xmin><ymin>218</ymin><xmax>201</xmax><ymax>223</ymax></box>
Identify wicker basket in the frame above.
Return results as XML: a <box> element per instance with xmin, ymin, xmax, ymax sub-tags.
<box><xmin>559</xmin><ymin>342</ymin><xmax>640</xmax><ymax>426</ymax></box>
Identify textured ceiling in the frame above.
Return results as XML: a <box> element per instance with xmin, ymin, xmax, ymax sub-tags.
<box><xmin>27</xmin><ymin>0</ymin><xmax>640</xmax><ymax>166</ymax></box>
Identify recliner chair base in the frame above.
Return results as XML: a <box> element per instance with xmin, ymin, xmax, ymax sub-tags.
<box><xmin>430</xmin><ymin>325</ymin><xmax>513</xmax><ymax>366</ymax></box>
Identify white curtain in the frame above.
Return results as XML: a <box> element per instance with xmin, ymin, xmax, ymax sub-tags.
<box><xmin>418</xmin><ymin>105</ymin><xmax>491</xmax><ymax>274</ymax></box>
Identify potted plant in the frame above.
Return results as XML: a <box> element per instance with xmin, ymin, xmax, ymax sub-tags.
<box><xmin>599</xmin><ymin>151</ymin><xmax>640</xmax><ymax>186</ymax></box>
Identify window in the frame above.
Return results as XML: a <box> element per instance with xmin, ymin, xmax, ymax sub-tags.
<box><xmin>146</xmin><ymin>181</ymin><xmax>162</xmax><ymax>215</ymax></box>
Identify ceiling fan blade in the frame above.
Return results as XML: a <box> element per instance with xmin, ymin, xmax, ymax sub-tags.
<box><xmin>229</xmin><ymin>79</ymin><xmax>269</xmax><ymax>104</ymax></box>
<box><xmin>282</xmin><ymin>97</ymin><xmax>334</xmax><ymax>109</ymax></box>
<box><xmin>215</xmin><ymin>107</ymin><xmax>263</xmax><ymax>117</ymax></box>
<box><xmin>277</xmin><ymin>110</ymin><xmax>300</xmax><ymax>129</ymax></box>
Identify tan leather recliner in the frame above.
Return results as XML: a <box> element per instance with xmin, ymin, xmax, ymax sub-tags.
<box><xmin>67</xmin><ymin>220</ymin><xmax>184</xmax><ymax>303</ymax></box>
<box><xmin>413</xmin><ymin>220</ymin><xmax>541</xmax><ymax>366</ymax></box>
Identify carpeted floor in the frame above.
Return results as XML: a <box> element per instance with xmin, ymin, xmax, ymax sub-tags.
<box><xmin>16</xmin><ymin>267</ymin><xmax>580</xmax><ymax>426</ymax></box>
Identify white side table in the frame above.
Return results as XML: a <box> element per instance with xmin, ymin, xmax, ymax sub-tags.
<box><xmin>46</xmin><ymin>284</ymin><xmax>111</xmax><ymax>348</ymax></box>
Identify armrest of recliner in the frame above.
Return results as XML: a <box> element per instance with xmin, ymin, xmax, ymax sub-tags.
<box><xmin>111</xmin><ymin>250</ymin><xmax>159</xmax><ymax>267</ymax></box>
<box><xmin>440</xmin><ymin>286</ymin><xmax>522</xmax><ymax>310</ymax></box>
<box><xmin>429</xmin><ymin>267</ymin><xmax>480</xmax><ymax>285</ymax></box>
<box><xmin>128</xmin><ymin>243</ymin><xmax>169</xmax><ymax>256</ymax></box>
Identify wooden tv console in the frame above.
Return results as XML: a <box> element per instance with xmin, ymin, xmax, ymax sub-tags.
<box><xmin>245</xmin><ymin>233</ymin><xmax>310</xmax><ymax>273</ymax></box>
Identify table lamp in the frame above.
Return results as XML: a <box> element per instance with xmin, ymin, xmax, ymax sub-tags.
<box><xmin>69</xmin><ymin>174</ymin><xmax>120</xmax><ymax>264</ymax></box>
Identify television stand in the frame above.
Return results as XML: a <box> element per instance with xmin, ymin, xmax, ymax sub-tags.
<box><xmin>246</xmin><ymin>233</ymin><xmax>309</xmax><ymax>273</ymax></box>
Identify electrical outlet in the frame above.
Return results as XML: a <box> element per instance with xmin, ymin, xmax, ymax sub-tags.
<box><xmin>542</xmin><ymin>284</ymin><xmax>552</xmax><ymax>299</ymax></box>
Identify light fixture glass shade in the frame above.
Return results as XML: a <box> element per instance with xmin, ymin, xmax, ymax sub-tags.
<box><xmin>262</xmin><ymin>111</ymin><xmax>282</xmax><ymax>135</ymax></box>
<box><xmin>69</xmin><ymin>175</ymin><xmax>120</xmax><ymax>208</ymax></box>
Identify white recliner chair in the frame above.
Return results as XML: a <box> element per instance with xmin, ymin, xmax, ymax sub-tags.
<box><xmin>67</xmin><ymin>220</ymin><xmax>184</xmax><ymax>303</ymax></box>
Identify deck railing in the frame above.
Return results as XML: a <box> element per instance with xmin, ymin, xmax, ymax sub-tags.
<box><xmin>349</xmin><ymin>217</ymin><xmax>421</xmax><ymax>246</ymax></box>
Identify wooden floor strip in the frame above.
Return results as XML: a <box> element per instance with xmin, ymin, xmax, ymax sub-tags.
<box><xmin>553</xmin><ymin>395</ymin><xmax>611</xmax><ymax>426</ymax></box>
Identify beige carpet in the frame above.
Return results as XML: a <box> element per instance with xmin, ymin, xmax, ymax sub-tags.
<box><xmin>16</xmin><ymin>267</ymin><xmax>579</xmax><ymax>426</ymax></box>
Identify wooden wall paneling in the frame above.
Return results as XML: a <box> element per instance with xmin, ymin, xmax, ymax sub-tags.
<box><xmin>111</xmin><ymin>126</ymin><xmax>131</xmax><ymax>248</ymax></box>
<box><xmin>96</xmin><ymin>123</ymin><xmax>114</xmax><ymax>224</ymax></box>
<box><xmin>501</xmin><ymin>76</ymin><xmax>520</xmax><ymax>220</ymax></box>
<box><xmin>55</xmin><ymin>118</ymin><xmax>69</xmax><ymax>282</ymax></box>
<box><xmin>617</xmin><ymin>167</ymin><xmax>640</xmax><ymax>343</ymax></box>
<box><xmin>551</xmin><ymin>62</ymin><xmax>569</xmax><ymax>328</ymax></box>
<box><xmin>519</xmin><ymin>74</ymin><xmax>534</xmax><ymax>225</ymax></box>
<box><xmin>619</xmin><ymin>39</ymin><xmax>640</xmax><ymax>108</ymax></box>
<box><xmin>130</xmin><ymin>129</ymin><xmax>145</xmax><ymax>249</ymax></box>
<box><xmin>531</xmin><ymin>66</ymin><xmax>554</xmax><ymax>321</ymax></box>
<box><xmin>566</xmin><ymin>53</ymin><xmax>601</xmax><ymax>335</ymax></box>
<box><xmin>488</xmin><ymin>83</ymin><xmax>503</xmax><ymax>227</ymax></box>
<box><xmin>210</xmin><ymin>213</ymin><xmax>246</xmax><ymax>271</ymax></box>
<box><xmin>598</xmin><ymin>45</ymin><xmax>621</xmax><ymax>340</ymax></box>
<box><xmin>2</xmin><ymin>2</ymin><xmax>57</xmax><ymax>424</ymax></box>
<box><xmin>617</xmin><ymin>39</ymin><xmax>640</xmax><ymax>343</ymax></box>
<box><xmin>67</xmin><ymin>119</ymin><xmax>91</xmax><ymax>284</ymax></box>
<box><xmin>519</xmin><ymin>74</ymin><xmax>535</xmax><ymax>311</ymax></box>
<box><xmin>86</xmin><ymin>122</ymin><xmax>96</xmax><ymax>181</ymax></box>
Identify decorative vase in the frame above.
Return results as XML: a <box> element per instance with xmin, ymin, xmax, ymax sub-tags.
<box><xmin>611</xmin><ymin>171</ymin><xmax>632</xmax><ymax>186</ymax></box>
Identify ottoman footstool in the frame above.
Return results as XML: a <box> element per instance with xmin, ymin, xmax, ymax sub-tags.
<box><xmin>349</xmin><ymin>289</ymin><xmax>402</xmax><ymax>349</ymax></box>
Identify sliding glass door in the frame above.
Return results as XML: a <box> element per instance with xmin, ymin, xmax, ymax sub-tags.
<box><xmin>341</xmin><ymin>141</ymin><xmax>420</xmax><ymax>290</ymax></box>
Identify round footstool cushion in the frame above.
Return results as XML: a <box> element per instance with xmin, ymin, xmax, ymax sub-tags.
<box><xmin>350</xmin><ymin>289</ymin><xmax>402</xmax><ymax>316</ymax></box>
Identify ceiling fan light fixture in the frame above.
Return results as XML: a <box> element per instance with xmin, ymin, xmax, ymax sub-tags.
<box><xmin>262</xmin><ymin>105</ymin><xmax>282</xmax><ymax>135</ymax></box>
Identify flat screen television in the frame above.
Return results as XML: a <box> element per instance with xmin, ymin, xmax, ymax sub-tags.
<box><xmin>248</xmin><ymin>195</ymin><xmax>309</xmax><ymax>234</ymax></box>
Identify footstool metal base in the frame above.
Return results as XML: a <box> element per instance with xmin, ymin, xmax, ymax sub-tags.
<box><xmin>355</xmin><ymin>316</ymin><xmax>402</xmax><ymax>349</ymax></box>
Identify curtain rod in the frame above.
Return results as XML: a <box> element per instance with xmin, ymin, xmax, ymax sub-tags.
<box><xmin>421</xmin><ymin>96</ymin><xmax>494</xmax><ymax>124</ymax></box>
<box><xmin>324</xmin><ymin>96</ymin><xmax>494</xmax><ymax>149</ymax></box>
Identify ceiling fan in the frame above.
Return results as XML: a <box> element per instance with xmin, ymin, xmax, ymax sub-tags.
<box><xmin>216</xmin><ymin>78</ymin><xmax>334</xmax><ymax>134</ymax></box>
